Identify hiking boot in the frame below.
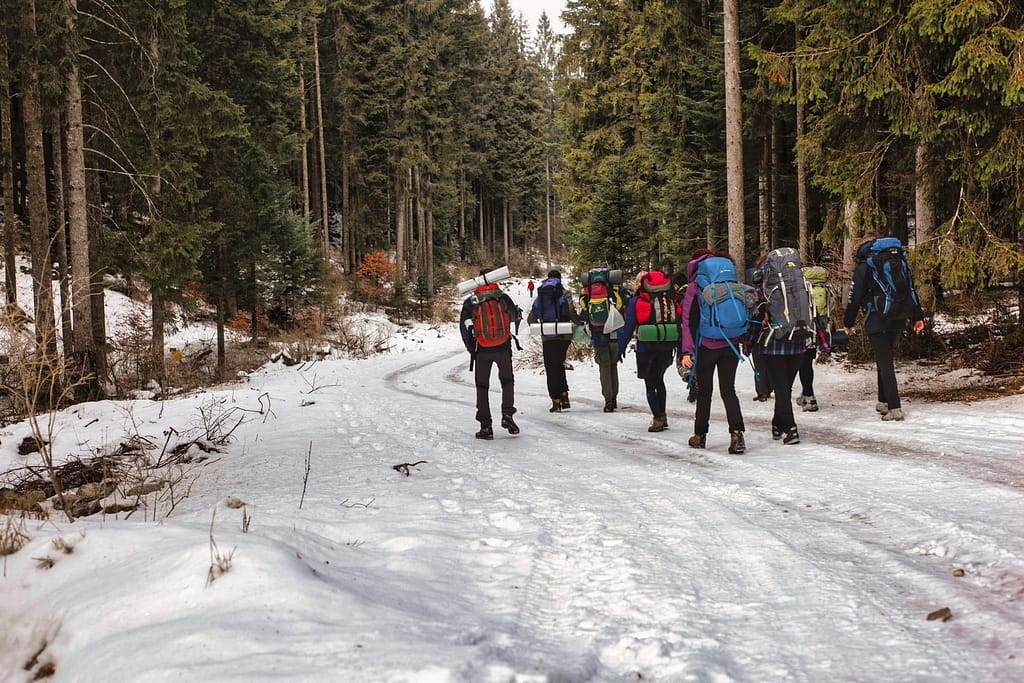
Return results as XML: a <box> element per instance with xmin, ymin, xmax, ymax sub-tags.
<box><xmin>549</xmin><ymin>399</ymin><xmax>562</xmax><ymax>413</ymax></box>
<box><xmin>688</xmin><ymin>433</ymin><xmax>706</xmax><ymax>448</ymax></box>
<box><xmin>728</xmin><ymin>430</ymin><xmax>746</xmax><ymax>454</ymax></box>
<box><xmin>500</xmin><ymin>415</ymin><xmax>520</xmax><ymax>434</ymax></box>
<box><xmin>875</xmin><ymin>401</ymin><xmax>889</xmax><ymax>415</ymax></box>
<box><xmin>560</xmin><ymin>392</ymin><xmax>571</xmax><ymax>410</ymax></box>
<box><xmin>795</xmin><ymin>395</ymin><xmax>808</xmax><ymax>407</ymax></box>
<box><xmin>603</xmin><ymin>403</ymin><xmax>616</xmax><ymax>413</ymax></box>
<box><xmin>881</xmin><ymin>407</ymin><xmax>904</xmax><ymax>421</ymax></box>
<box><xmin>802</xmin><ymin>396</ymin><xmax>818</xmax><ymax>412</ymax></box>
<box><xmin>783</xmin><ymin>427</ymin><xmax>800</xmax><ymax>445</ymax></box>
<box><xmin>648</xmin><ymin>415</ymin><xmax>668</xmax><ymax>432</ymax></box>
<box><xmin>753</xmin><ymin>393</ymin><xmax>770</xmax><ymax>402</ymax></box>
<box><xmin>772</xmin><ymin>426</ymin><xmax>783</xmax><ymax>440</ymax></box>
<box><xmin>475</xmin><ymin>424</ymin><xmax>494</xmax><ymax>440</ymax></box>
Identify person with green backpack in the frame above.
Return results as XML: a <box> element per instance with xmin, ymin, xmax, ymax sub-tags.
<box><xmin>579</xmin><ymin>267</ymin><xmax>630</xmax><ymax>412</ymax></box>
<box><xmin>796</xmin><ymin>265</ymin><xmax>834</xmax><ymax>412</ymax></box>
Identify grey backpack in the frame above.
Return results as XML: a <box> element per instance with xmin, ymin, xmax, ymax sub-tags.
<box><xmin>761</xmin><ymin>247</ymin><xmax>813</xmax><ymax>343</ymax></box>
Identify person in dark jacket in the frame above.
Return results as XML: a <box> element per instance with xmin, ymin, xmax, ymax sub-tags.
<box><xmin>528</xmin><ymin>270</ymin><xmax>579</xmax><ymax>412</ymax></box>
<box><xmin>460</xmin><ymin>276</ymin><xmax>520</xmax><ymax>439</ymax></box>
<box><xmin>579</xmin><ymin>277</ymin><xmax>630</xmax><ymax>412</ymax></box>
<box><xmin>843</xmin><ymin>239</ymin><xmax>925</xmax><ymax>421</ymax></box>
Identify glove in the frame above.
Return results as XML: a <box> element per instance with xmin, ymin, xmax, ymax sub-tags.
<box><xmin>617</xmin><ymin>351</ymin><xmax>625</xmax><ymax>363</ymax></box>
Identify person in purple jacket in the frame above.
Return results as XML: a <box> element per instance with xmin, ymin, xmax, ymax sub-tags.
<box><xmin>679</xmin><ymin>248</ymin><xmax>747</xmax><ymax>454</ymax></box>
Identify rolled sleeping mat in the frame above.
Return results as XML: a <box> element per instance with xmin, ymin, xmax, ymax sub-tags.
<box><xmin>580</xmin><ymin>269</ymin><xmax>623</xmax><ymax>287</ymax></box>
<box><xmin>537</xmin><ymin>321</ymin><xmax>575</xmax><ymax>336</ymax></box>
<box><xmin>457</xmin><ymin>265</ymin><xmax>511</xmax><ymax>296</ymax></box>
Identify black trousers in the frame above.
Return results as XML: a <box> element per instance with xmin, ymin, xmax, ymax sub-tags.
<box><xmin>542</xmin><ymin>338</ymin><xmax>571</xmax><ymax>399</ymax></box>
<box><xmin>869</xmin><ymin>329</ymin><xmax>903</xmax><ymax>409</ymax></box>
<box><xmin>693</xmin><ymin>346</ymin><xmax>744</xmax><ymax>434</ymax></box>
<box><xmin>798</xmin><ymin>347</ymin><xmax>816</xmax><ymax>397</ymax></box>
<box><xmin>637</xmin><ymin>346</ymin><xmax>674</xmax><ymax>418</ymax></box>
<box><xmin>764</xmin><ymin>353</ymin><xmax>803</xmax><ymax>431</ymax></box>
<box><xmin>474</xmin><ymin>345</ymin><xmax>515</xmax><ymax>425</ymax></box>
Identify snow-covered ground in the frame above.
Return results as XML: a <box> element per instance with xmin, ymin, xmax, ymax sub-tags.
<box><xmin>1</xmin><ymin>277</ymin><xmax>1022</xmax><ymax>682</ymax></box>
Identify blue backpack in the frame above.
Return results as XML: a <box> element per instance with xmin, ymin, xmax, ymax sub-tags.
<box><xmin>694</xmin><ymin>256</ymin><xmax>753</xmax><ymax>341</ymax></box>
<box><xmin>864</xmin><ymin>237</ymin><xmax>919</xmax><ymax>320</ymax></box>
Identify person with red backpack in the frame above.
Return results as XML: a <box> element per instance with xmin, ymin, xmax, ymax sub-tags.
<box><xmin>679</xmin><ymin>249</ymin><xmax>751</xmax><ymax>454</ymax></box>
<box><xmin>617</xmin><ymin>270</ymin><xmax>681</xmax><ymax>432</ymax></box>
<box><xmin>459</xmin><ymin>272</ymin><xmax>521</xmax><ymax>440</ymax></box>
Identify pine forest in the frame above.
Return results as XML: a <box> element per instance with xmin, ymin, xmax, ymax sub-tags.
<box><xmin>0</xmin><ymin>0</ymin><xmax>1022</xmax><ymax>405</ymax></box>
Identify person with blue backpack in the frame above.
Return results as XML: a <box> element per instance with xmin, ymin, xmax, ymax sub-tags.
<box><xmin>679</xmin><ymin>249</ymin><xmax>753</xmax><ymax>454</ymax></box>
<box><xmin>843</xmin><ymin>237</ymin><xmax>926</xmax><ymax>421</ymax></box>
<box><xmin>528</xmin><ymin>270</ymin><xmax>579</xmax><ymax>412</ymax></box>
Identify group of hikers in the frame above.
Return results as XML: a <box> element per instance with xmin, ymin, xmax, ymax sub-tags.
<box><xmin>460</xmin><ymin>237</ymin><xmax>926</xmax><ymax>450</ymax></box>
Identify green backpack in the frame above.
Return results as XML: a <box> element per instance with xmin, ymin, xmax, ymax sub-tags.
<box><xmin>803</xmin><ymin>266</ymin><xmax>830</xmax><ymax>321</ymax></box>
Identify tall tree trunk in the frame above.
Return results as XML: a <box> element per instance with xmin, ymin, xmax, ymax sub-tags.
<box><xmin>50</xmin><ymin>113</ymin><xmax>74</xmax><ymax>360</ymax></box>
<box><xmin>151</xmin><ymin>288</ymin><xmax>166</xmax><ymax>383</ymax></box>
<box><xmin>502</xmin><ymin>198</ymin><xmax>510</xmax><ymax>265</ymax></box>
<box><xmin>723</xmin><ymin>0</ymin><xmax>745</xmax><ymax>272</ymax></box>
<box><xmin>841</xmin><ymin>198</ymin><xmax>860</xmax><ymax>305</ymax></box>
<box><xmin>86</xmin><ymin>156</ymin><xmax>107</xmax><ymax>381</ymax></box>
<box><xmin>915</xmin><ymin>142</ymin><xmax>939</xmax><ymax>309</ymax></box>
<box><xmin>394</xmin><ymin>164</ymin><xmax>406</xmax><ymax>278</ymax></box>
<box><xmin>545</xmin><ymin>157</ymin><xmax>552</xmax><ymax>269</ymax></box>
<box><xmin>758</xmin><ymin>135</ymin><xmax>769</xmax><ymax>251</ymax></box>
<box><xmin>313</xmin><ymin>25</ymin><xmax>329</xmax><ymax>264</ymax></box>
<box><xmin>477</xmin><ymin>186</ymin><xmax>484</xmax><ymax>255</ymax></box>
<box><xmin>298</xmin><ymin>32</ymin><xmax>311</xmax><ymax>227</ymax></box>
<box><xmin>0</xmin><ymin>34</ymin><xmax>17</xmax><ymax>305</ymax></box>
<box><xmin>22</xmin><ymin>1</ymin><xmax>57</xmax><ymax>359</ymax></box>
<box><xmin>64</xmin><ymin>0</ymin><xmax>97</xmax><ymax>397</ymax></box>
<box><xmin>796</xmin><ymin>48</ymin><xmax>809</xmax><ymax>264</ymax></box>
<box><xmin>770</xmin><ymin>114</ymin><xmax>780</xmax><ymax>249</ymax></box>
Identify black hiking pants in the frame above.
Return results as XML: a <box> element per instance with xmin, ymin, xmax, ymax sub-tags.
<box><xmin>869</xmin><ymin>328</ymin><xmax>903</xmax><ymax>410</ymax></box>
<box><xmin>764</xmin><ymin>352</ymin><xmax>803</xmax><ymax>432</ymax></box>
<box><xmin>637</xmin><ymin>346</ymin><xmax>674</xmax><ymax>418</ymax></box>
<box><xmin>474</xmin><ymin>345</ymin><xmax>515</xmax><ymax>426</ymax></box>
<box><xmin>542</xmin><ymin>338</ymin><xmax>571</xmax><ymax>400</ymax></box>
<box><xmin>693</xmin><ymin>345</ymin><xmax>744</xmax><ymax>435</ymax></box>
<box><xmin>798</xmin><ymin>347</ymin><xmax>816</xmax><ymax>397</ymax></box>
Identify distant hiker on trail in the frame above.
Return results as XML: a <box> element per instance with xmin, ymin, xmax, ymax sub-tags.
<box><xmin>756</xmin><ymin>248</ymin><xmax>814</xmax><ymax>445</ymax></box>
<box><xmin>618</xmin><ymin>270</ymin><xmax>681</xmax><ymax>433</ymax></box>
<box><xmin>579</xmin><ymin>267</ymin><xmax>630</xmax><ymax>412</ymax></box>
<box><xmin>843</xmin><ymin>237</ymin><xmax>925</xmax><ymax>422</ymax></box>
<box><xmin>527</xmin><ymin>279</ymin><xmax>535</xmax><ymax>298</ymax></box>
<box><xmin>460</xmin><ymin>271</ymin><xmax>521</xmax><ymax>440</ymax></box>
<box><xmin>680</xmin><ymin>249</ymin><xmax>752</xmax><ymax>454</ymax></box>
<box><xmin>528</xmin><ymin>270</ymin><xmax>579</xmax><ymax>412</ymax></box>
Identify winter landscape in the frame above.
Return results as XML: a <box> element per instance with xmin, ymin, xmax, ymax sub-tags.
<box><xmin>1</xmin><ymin>276</ymin><xmax>1022</xmax><ymax>683</ymax></box>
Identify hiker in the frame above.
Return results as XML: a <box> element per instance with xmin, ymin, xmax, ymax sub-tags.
<box><xmin>680</xmin><ymin>249</ymin><xmax>751</xmax><ymax>453</ymax></box>
<box><xmin>528</xmin><ymin>269</ymin><xmax>579</xmax><ymax>412</ymax></box>
<box><xmin>579</xmin><ymin>267</ymin><xmax>630</xmax><ymax>412</ymax></box>
<box><xmin>671</xmin><ymin>271</ymin><xmax>699</xmax><ymax>404</ymax></box>
<box><xmin>755</xmin><ymin>248</ymin><xmax>815</xmax><ymax>445</ymax></box>
<box><xmin>459</xmin><ymin>273</ymin><xmax>521</xmax><ymax>440</ymax></box>
<box><xmin>527</xmin><ymin>279</ymin><xmax>535</xmax><ymax>298</ymax></box>
<box><xmin>618</xmin><ymin>270</ymin><xmax>680</xmax><ymax>432</ymax></box>
<box><xmin>843</xmin><ymin>237</ymin><xmax>926</xmax><ymax>421</ymax></box>
<box><xmin>746</xmin><ymin>266</ymin><xmax>773</xmax><ymax>402</ymax></box>
<box><xmin>796</xmin><ymin>265</ymin><xmax>833</xmax><ymax>412</ymax></box>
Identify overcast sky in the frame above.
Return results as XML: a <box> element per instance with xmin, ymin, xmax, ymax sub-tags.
<box><xmin>507</xmin><ymin>0</ymin><xmax>567</xmax><ymax>34</ymax></box>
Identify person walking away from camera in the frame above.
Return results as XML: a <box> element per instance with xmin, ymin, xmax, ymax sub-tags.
<box><xmin>460</xmin><ymin>274</ymin><xmax>520</xmax><ymax>439</ymax></box>
<box><xmin>680</xmin><ymin>249</ymin><xmax>749</xmax><ymax>454</ymax></box>
<box><xmin>745</xmin><ymin>265</ymin><xmax>773</xmax><ymax>402</ymax></box>
<box><xmin>527</xmin><ymin>279</ymin><xmax>535</xmax><ymax>298</ymax></box>
<box><xmin>843</xmin><ymin>237</ymin><xmax>925</xmax><ymax>421</ymax></box>
<box><xmin>796</xmin><ymin>265</ymin><xmax>834</xmax><ymax>412</ymax></box>
<box><xmin>580</xmin><ymin>268</ymin><xmax>630</xmax><ymax>412</ymax></box>
<box><xmin>671</xmin><ymin>271</ymin><xmax>700</xmax><ymax>404</ymax></box>
<box><xmin>617</xmin><ymin>270</ymin><xmax>680</xmax><ymax>432</ymax></box>
<box><xmin>756</xmin><ymin>248</ymin><xmax>816</xmax><ymax>445</ymax></box>
<box><xmin>528</xmin><ymin>270</ymin><xmax>578</xmax><ymax>412</ymax></box>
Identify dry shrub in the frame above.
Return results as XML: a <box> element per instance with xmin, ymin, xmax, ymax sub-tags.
<box><xmin>355</xmin><ymin>251</ymin><xmax>396</xmax><ymax>305</ymax></box>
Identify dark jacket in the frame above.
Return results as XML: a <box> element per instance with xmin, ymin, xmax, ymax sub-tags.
<box><xmin>843</xmin><ymin>260</ymin><xmax>924</xmax><ymax>335</ymax></box>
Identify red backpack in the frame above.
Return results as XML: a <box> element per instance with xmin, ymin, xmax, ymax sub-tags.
<box><xmin>471</xmin><ymin>284</ymin><xmax>512</xmax><ymax>347</ymax></box>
